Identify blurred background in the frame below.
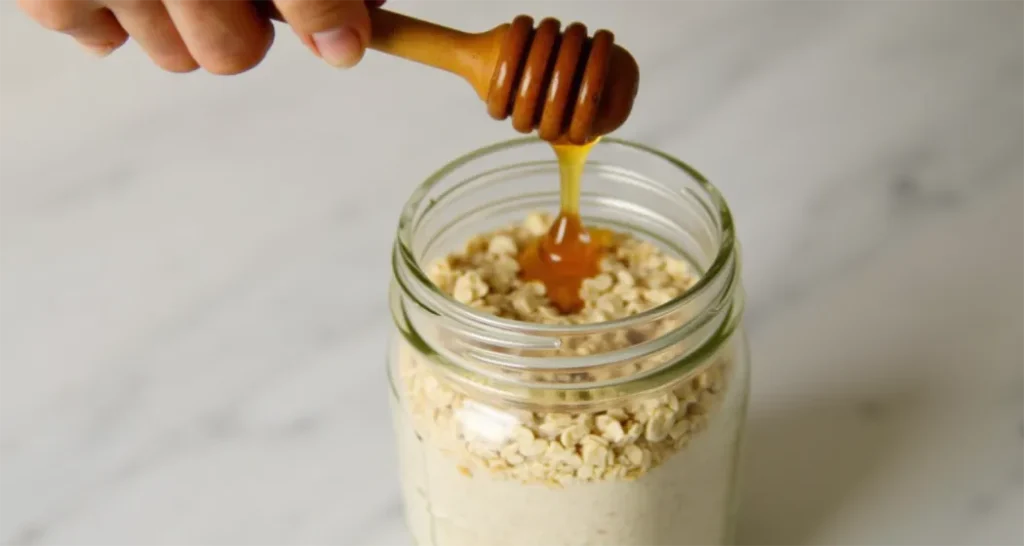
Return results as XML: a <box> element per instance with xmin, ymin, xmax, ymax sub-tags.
<box><xmin>1</xmin><ymin>1</ymin><xmax>1022</xmax><ymax>545</ymax></box>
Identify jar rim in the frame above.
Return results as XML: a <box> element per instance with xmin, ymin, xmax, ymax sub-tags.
<box><xmin>395</xmin><ymin>136</ymin><xmax>736</xmax><ymax>336</ymax></box>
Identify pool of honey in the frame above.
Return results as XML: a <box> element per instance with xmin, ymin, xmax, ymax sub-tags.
<box><xmin>518</xmin><ymin>140</ymin><xmax>614</xmax><ymax>313</ymax></box>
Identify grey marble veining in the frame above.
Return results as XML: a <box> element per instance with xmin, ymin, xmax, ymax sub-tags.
<box><xmin>1</xmin><ymin>1</ymin><xmax>1021</xmax><ymax>545</ymax></box>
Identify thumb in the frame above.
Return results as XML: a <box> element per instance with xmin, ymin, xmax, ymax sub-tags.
<box><xmin>274</xmin><ymin>0</ymin><xmax>372</xmax><ymax>68</ymax></box>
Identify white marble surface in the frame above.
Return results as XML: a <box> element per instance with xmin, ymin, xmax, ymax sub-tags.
<box><xmin>1</xmin><ymin>1</ymin><xmax>1022</xmax><ymax>545</ymax></box>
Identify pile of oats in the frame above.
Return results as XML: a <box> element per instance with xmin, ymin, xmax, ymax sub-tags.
<box><xmin>399</xmin><ymin>213</ymin><xmax>730</xmax><ymax>486</ymax></box>
<box><xmin>428</xmin><ymin>213</ymin><xmax>694</xmax><ymax>327</ymax></box>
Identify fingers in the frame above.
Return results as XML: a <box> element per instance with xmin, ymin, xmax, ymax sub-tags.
<box><xmin>274</xmin><ymin>0</ymin><xmax>371</xmax><ymax>68</ymax></box>
<box><xmin>19</xmin><ymin>0</ymin><xmax>381</xmax><ymax>73</ymax></box>
<box><xmin>164</xmin><ymin>0</ymin><xmax>273</xmax><ymax>75</ymax></box>
<box><xmin>106</xmin><ymin>0</ymin><xmax>198</xmax><ymax>72</ymax></box>
<box><xmin>18</xmin><ymin>0</ymin><xmax>128</xmax><ymax>56</ymax></box>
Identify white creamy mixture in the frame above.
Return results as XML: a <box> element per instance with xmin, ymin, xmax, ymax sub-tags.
<box><xmin>394</xmin><ymin>380</ymin><xmax>742</xmax><ymax>546</ymax></box>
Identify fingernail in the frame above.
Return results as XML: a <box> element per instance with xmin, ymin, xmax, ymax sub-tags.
<box><xmin>83</xmin><ymin>44</ymin><xmax>115</xmax><ymax>58</ymax></box>
<box><xmin>311</xmin><ymin>27</ymin><xmax>363</xmax><ymax>68</ymax></box>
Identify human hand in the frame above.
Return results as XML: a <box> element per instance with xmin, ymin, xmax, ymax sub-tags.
<box><xmin>18</xmin><ymin>0</ymin><xmax>384</xmax><ymax>73</ymax></box>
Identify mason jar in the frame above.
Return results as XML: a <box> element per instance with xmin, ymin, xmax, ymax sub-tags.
<box><xmin>388</xmin><ymin>137</ymin><xmax>749</xmax><ymax>546</ymax></box>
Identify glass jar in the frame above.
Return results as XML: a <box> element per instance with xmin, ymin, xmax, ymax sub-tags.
<box><xmin>388</xmin><ymin>137</ymin><xmax>749</xmax><ymax>546</ymax></box>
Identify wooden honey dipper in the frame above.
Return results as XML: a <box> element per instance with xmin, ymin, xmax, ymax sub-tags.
<box><xmin>261</xmin><ymin>6</ymin><xmax>640</xmax><ymax>144</ymax></box>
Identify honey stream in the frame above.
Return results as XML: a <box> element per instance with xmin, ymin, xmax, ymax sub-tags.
<box><xmin>518</xmin><ymin>139</ymin><xmax>614</xmax><ymax>313</ymax></box>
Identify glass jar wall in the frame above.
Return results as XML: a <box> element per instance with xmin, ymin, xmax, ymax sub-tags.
<box><xmin>388</xmin><ymin>138</ymin><xmax>749</xmax><ymax>546</ymax></box>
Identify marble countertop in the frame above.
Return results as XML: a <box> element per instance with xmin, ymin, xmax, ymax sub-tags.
<box><xmin>2</xmin><ymin>1</ymin><xmax>1022</xmax><ymax>545</ymax></box>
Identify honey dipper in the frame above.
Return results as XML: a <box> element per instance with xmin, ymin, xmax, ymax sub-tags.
<box><xmin>260</xmin><ymin>6</ymin><xmax>640</xmax><ymax>144</ymax></box>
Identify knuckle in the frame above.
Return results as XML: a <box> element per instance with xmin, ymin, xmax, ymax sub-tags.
<box><xmin>202</xmin><ymin>56</ymin><xmax>258</xmax><ymax>75</ymax></box>
<box><xmin>194</xmin><ymin>32</ymin><xmax>272</xmax><ymax>75</ymax></box>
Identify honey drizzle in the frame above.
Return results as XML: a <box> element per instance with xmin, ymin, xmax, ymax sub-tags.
<box><xmin>518</xmin><ymin>139</ymin><xmax>614</xmax><ymax>313</ymax></box>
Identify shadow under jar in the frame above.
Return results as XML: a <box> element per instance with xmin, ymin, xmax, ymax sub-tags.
<box><xmin>388</xmin><ymin>138</ymin><xmax>750</xmax><ymax>546</ymax></box>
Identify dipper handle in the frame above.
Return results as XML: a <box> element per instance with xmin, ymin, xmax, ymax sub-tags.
<box><xmin>265</xmin><ymin>6</ymin><xmax>640</xmax><ymax>143</ymax></box>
